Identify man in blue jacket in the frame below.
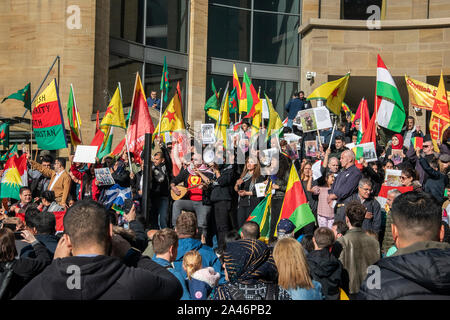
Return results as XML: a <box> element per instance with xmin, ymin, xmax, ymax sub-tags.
<box><xmin>285</xmin><ymin>91</ymin><xmax>308</xmax><ymax>129</ymax></box>
<box><xmin>173</xmin><ymin>211</ymin><xmax>224</xmax><ymax>284</ymax></box>
<box><xmin>152</xmin><ymin>228</ymin><xmax>191</xmax><ymax>300</ymax></box>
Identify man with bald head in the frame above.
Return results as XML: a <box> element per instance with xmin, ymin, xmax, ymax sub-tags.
<box><xmin>328</xmin><ymin>150</ymin><xmax>362</xmax><ymax>220</ymax></box>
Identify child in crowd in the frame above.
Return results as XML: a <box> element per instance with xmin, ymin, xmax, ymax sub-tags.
<box><xmin>182</xmin><ymin>250</ymin><xmax>220</xmax><ymax>300</ymax></box>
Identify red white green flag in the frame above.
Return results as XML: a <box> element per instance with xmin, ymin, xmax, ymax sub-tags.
<box><xmin>376</xmin><ymin>54</ymin><xmax>406</xmax><ymax>133</ymax></box>
<box><xmin>275</xmin><ymin>164</ymin><xmax>316</xmax><ymax>235</ymax></box>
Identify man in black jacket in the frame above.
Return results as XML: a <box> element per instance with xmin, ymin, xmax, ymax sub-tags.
<box><xmin>358</xmin><ymin>191</ymin><xmax>450</xmax><ymax>300</ymax></box>
<box><xmin>14</xmin><ymin>200</ymin><xmax>182</xmax><ymax>300</ymax></box>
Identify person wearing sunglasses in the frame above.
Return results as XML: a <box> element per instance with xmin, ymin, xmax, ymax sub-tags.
<box><xmin>405</xmin><ymin>134</ymin><xmax>438</xmax><ymax>185</ymax></box>
<box><xmin>400</xmin><ymin>167</ymin><xmax>422</xmax><ymax>192</ymax></box>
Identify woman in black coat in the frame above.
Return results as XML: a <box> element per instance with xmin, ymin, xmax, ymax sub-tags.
<box><xmin>234</xmin><ymin>157</ymin><xmax>266</xmax><ymax>229</ymax></box>
<box><xmin>0</xmin><ymin>227</ymin><xmax>52</xmax><ymax>299</ymax></box>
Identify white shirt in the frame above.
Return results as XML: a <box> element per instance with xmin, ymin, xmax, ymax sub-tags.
<box><xmin>49</xmin><ymin>171</ymin><xmax>63</xmax><ymax>191</ymax></box>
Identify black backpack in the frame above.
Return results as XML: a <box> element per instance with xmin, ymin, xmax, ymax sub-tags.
<box><xmin>0</xmin><ymin>261</ymin><xmax>16</xmax><ymax>300</ymax></box>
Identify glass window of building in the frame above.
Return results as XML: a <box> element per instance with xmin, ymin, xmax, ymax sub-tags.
<box><xmin>208</xmin><ymin>5</ymin><xmax>251</xmax><ymax>61</ymax></box>
<box><xmin>110</xmin><ymin>0</ymin><xmax>144</xmax><ymax>43</ymax></box>
<box><xmin>145</xmin><ymin>63</ymin><xmax>187</xmax><ymax>115</ymax></box>
<box><xmin>341</xmin><ymin>0</ymin><xmax>383</xmax><ymax>20</ymax></box>
<box><xmin>108</xmin><ymin>55</ymin><xmax>143</xmax><ymax>108</ymax></box>
<box><xmin>210</xmin><ymin>0</ymin><xmax>251</xmax><ymax>9</ymax></box>
<box><xmin>254</xmin><ymin>0</ymin><xmax>299</xmax><ymax>14</ymax></box>
<box><xmin>252</xmin><ymin>79</ymin><xmax>297</xmax><ymax>117</ymax></box>
<box><xmin>146</xmin><ymin>0</ymin><xmax>188</xmax><ymax>53</ymax></box>
<box><xmin>252</xmin><ymin>12</ymin><xmax>299</xmax><ymax>65</ymax></box>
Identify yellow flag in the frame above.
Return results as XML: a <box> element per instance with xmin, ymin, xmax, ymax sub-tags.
<box><xmin>216</xmin><ymin>90</ymin><xmax>230</xmax><ymax>149</ymax></box>
<box><xmin>429</xmin><ymin>72</ymin><xmax>450</xmax><ymax>152</ymax></box>
<box><xmin>307</xmin><ymin>73</ymin><xmax>350</xmax><ymax>115</ymax></box>
<box><xmin>251</xmin><ymin>91</ymin><xmax>263</xmax><ymax>139</ymax></box>
<box><xmin>153</xmin><ymin>93</ymin><xmax>185</xmax><ymax>142</ymax></box>
<box><xmin>101</xmin><ymin>87</ymin><xmax>126</xmax><ymax>130</ymax></box>
<box><xmin>265</xmin><ymin>93</ymin><xmax>283</xmax><ymax>140</ymax></box>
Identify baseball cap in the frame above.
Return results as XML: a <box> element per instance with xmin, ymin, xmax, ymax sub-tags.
<box><xmin>277</xmin><ymin>219</ymin><xmax>296</xmax><ymax>234</ymax></box>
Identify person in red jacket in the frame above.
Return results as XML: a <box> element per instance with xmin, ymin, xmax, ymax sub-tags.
<box><xmin>69</xmin><ymin>156</ymin><xmax>100</xmax><ymax>201</ymax></box>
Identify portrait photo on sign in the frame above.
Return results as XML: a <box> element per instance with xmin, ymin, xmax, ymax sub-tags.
<box><xmin>305</xmin><ymin>140</ymin><xmax>318</xmax><ymax>157</ymax></box>
<box><xmin>391</xmin><ymin>149</ymin><xmax>404</xmax><ymax>166</ymax></box>
<box><xmin>384</xmin><ymin>169</ymin><xmax>402</xmax><ymax>187</ymax></box>
<box><xmin>201</xmin><ymin>123</ymin><xmax>215</xmax><ymax>144</ymax></box>
<box><xmin>295</xmin><ymin>110</ymin><xmax>317</xmax><ymax>132</ymax></box>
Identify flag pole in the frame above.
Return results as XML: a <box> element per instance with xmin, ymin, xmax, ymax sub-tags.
<box><xmin>119</xmin><ymin>82</ymin><xmax>133</xmax><ymax>171</ymax></box>
<box><xmin>158</xmin><ymin>89</ymin><xmax>163</xmax><ymax>138</ymax></box>
<box><xmin>125</xmin><ymin>73</ymin><xmax>139</xmax><ymax>166</ymax></box>
<box><xmin>215</xmin><ymin>82</ymin><xmax>229</xmax><ymax>138</ymax></box>
<box><xmin>258</xmin><ymin>87</ymin><xmax>264</xmax><ymax>130</ymax></box>
<box><xmin>23</xmin><ymin>56</ymin><xmax>60</xmax><ymax>118</ymax></box>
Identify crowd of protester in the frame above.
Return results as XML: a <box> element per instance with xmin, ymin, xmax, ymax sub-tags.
<box><xmin>0</xmin><ymin>95</ymin><xmax>449</xmax><ymax>300</ymax></box>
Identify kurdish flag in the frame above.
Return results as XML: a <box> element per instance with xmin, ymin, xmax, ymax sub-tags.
<box><xmin>67</xmin><ymin>84</ymin><xmax>83</xmax><ymax>147</ymax></box>
<box><xmin>411</xmin><ymin>137</ymin><xmax>423</xmax><ymax>150</ymax></box>
<box><xmin>0</xmin><ymin>154</ymin><xmax>27</xmax><ymax>200</ymax></box>
<box><xmin>245</xmin><ymin>183</ymin><xmax>272</xmax><ymax>243</ymax></box>
<box><xmin>376</xmin><ymin>55</ymin><xmax>406</xmax><ymax>133</ymax></box>
<box><xmin>32</xmin><ymin>79</ymin><xmax>67</xmax><ymax>150</ymax></box>
<box><xmin>275</xmin><ymin>164</ymin><xmax>316</xmax><ymax>235</ymax></box>
<box><xmin>342</xmin><ymin>102</ymin><xmax>355</xmax><ymax>122</ymax></box>
<box><xmin>307</xmin><ymin>73</ymin><xmax>350</xmax><ymax>115</ymax></box>
<box><xmin>101</xmin><ymin>86</ymin><xmax>126</xmax><ymax>130</ymax></box>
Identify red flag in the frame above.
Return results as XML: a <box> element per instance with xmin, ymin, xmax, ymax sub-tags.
<box><xmin>95</xmin><ymin>110</ymin><xmax>100</xmax><ymax>133</ymax></box>
<box><xmin>352</xmin><ymin>98</ymin><xmax>370</xmax><ymax>129</ymax></box>
<box><xmin>360</xmin><ymin>111</ymin><xmax>377</xmax><ymax>149</ymax></box>
<box><xmin>176</xmin><ymin>81</ymin><xmax>182</xmax><ymax>111</ymax></box>
<box><xmin>127</xmin><ymin>74</ymin><xmax>154</xmax><ymax>163</ymax></box>
<box><xmin>89</xmin><ymin>129</ymin><xmax>104</xmax><ymax>154</ymax></box>
<box><xmin>112</xmin><ymin>138</ymin><xmax>126</xmax><ymax>156</ymax></box>
<box><xmin>170</xmin><ymin>131</ymin><xmax>189</xmax><ymax>177</ymax></box>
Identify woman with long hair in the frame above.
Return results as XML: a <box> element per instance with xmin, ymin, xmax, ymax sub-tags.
<box><xmin>268</xmin><ymin>154</ymin><xmax>291</xmax><ymax>244</ymax></box>
<box><xmin>234</xmin><ymin>157</ymin><xmax>265</xmax><ymax>229</ymax></box>
<box><xmin>273</xmin><ymin>238</ymin><xmax>323</xmax><ymax>300</ymax></box>
<box><xmin>400</xmin><ymin>167</ymin><xmax>422</xmax><ymax>192</ymax></box>
<box><xmin>0</xmin><ymin>227</ymin><xmax>51</xmax><ymax>299</ymax></box>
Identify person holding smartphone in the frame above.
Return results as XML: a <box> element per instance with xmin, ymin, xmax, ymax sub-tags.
<box><xmin>0</xmin><ymin>226</ymin><xmax>52</xmax><ymax>299</ymax></box>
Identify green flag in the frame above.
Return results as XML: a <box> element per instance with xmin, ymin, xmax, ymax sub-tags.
<box><xmin>204</xmin><ymin>79</ymin><xmax>221</xmax><ymax>121</ymax></box>
<box><xmin>1</xmin><ymin>83</ymin><xmax>31</xmax><ymax>110</ymax></box>
<box><xmin>242</xmin><ymin>185</ymin><xmax>272</xmax><ymax>243</ymax></box>
<box><xmin>6</xmin><ymin>144</ymin><xmax>18</xmax><ymax>159</ymax></box>
<box><xmin>229</xmin><ymin>87</ymin><xmax>238</xmax><ymax>114</ymax></box>
<box><xmin>0</xmin><ymin>122</ymin><xmax>9</xmax><ymax>148</ymax></box>
<box><xmin>160</xmin><ymin>56</ymin><xmax>170</xmax><ymax>102</ymax></box>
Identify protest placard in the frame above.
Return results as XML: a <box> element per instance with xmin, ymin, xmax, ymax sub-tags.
<box><xmin>73</xmin><ymin>145</ymin><xmax>98</xmax><ymax>164</ymax></box>
<box><xmin>94</xmin><ymin>168</ymin><xmax>115</xmax><ymax>186</ymax></box>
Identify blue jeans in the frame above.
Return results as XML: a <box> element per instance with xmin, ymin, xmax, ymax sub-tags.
<box><xmin>287</xmin><ymin>118</ymin><xmax>294</xmax><ymax>129</ymax></box>
<box><xmin>150</xmin><ymin>196</ymin><xmax>169</xmax><ymax>229</ymax></box>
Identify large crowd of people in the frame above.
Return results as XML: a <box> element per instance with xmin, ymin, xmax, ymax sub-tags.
<box><xmin>0</xmin><ymin>92</ymin><xmax>449</xmax><ymax>300</ymax></box>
